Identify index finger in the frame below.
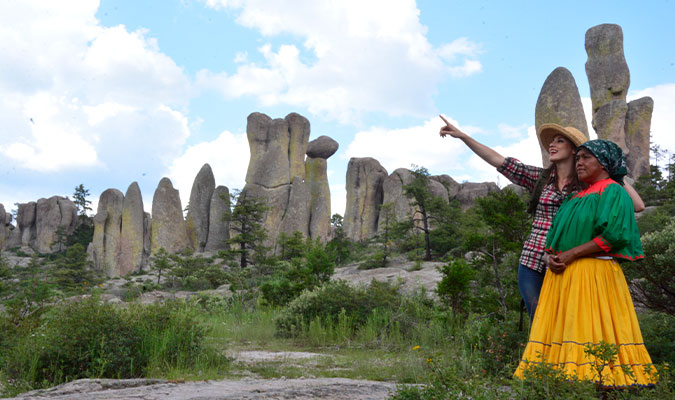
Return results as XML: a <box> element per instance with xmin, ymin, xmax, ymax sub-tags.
<box><xmin>439</xmin><ymin>114</ymin><xmax>451</xmax><ymax>126</ymax></box>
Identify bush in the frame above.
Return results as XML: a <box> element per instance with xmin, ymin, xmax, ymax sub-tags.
<box><xmin>639</xmin><ymin>311</ymin><xmax>675</xmax><ymax>365</ymax></box>
<box><xmin>260</xmin><ymin>240</ymin><xmax>335</xmax><ymax>307</ymax></box>
<box><xmin>2</xmin><ymin>296</ymin><xmax>208</xmax><ymax>391</ymax></box>
<box><xmin>624</xmin><ymin>219</ymin><xmax>675</xmax><ymax>316</ymax></box>
<box><xmin>275</xmin><ymin>280</ymin><xmax>419</xmax><ymax>338</ymax></box>
<box><xmin>436</xmin><ymin>259</ymin><xmax>475</xmax><ymax>318</ymax></box>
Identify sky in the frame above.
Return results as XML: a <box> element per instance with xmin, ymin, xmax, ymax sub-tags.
<box><xmin>1</xmin><ymin>0</ymin><xmax>674</xmax><ymax>219</ymax></box>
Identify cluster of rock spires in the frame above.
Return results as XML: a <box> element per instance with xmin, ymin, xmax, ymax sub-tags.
<box><xmin>64</xmin><ymin>111</ymin><xmax>339</xmax><ymax>277</ymax></box>
<box><xmin>88</xmin><ymin>170</ymin><xmax>232</xmax><ymax>277</ymax></box>
<box><xmin>535</xmin><ymin>24</ymin><xmax>652</xmax><ymax>175</ymax></box>
<box><xmin>0</xmin><ymin>24</ymin><xmax>652</xmax><ymax>277</ymax></box>
<box><xmin>0</xmin><ymin>197</ymin><xmax>78</xmax><ymax>254</ymax></box>
<box><xmin>342</xmin><ymin>159</ymin><xmax>500</xmax><ymax>241</ymax></box>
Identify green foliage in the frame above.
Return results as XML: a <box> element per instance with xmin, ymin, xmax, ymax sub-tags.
<box><xmin>72</xmin><ymin>184</ymin><xmax>92</xmax><ymax>216</ymax></box>
<box><xmin>66</xmin><ymin>216</ymin><xmax>94</xmax><ymax>248</ymax></box>
<box><xmin>260</xmin><ymin>238</ymin><xmax>335</xmax><ymax>307</ymax></box>
<box><xmin>51</xmin><ymin>243</ymin><xmax>97</xmax><ymax>292</ymax></box>
<box><xmin>463</xmin><ymin>189</ymin><xmax>529</xmax><ymax>318</ymax></box>
<box><xmin>639</xmin><ymin>311</ymin><xmax>675</xmax><ymax>365</ymax></box>
<box><xmin>326</xmin><ymin>213</ymin><xmax>351</xmax><ymax>265</ymax></box>
<box><xmin>624</xmin><ymin>219</ymin><xmax>675</xmax><ymax>316</ymax></box>
<box><xmin>166</xmin><ymin>252</ymin><xmax>227</xmax><ymax>291</ymax></box>
<box><xmin>275</xmin><ymin>280</ymin><xmax>405</xmax><ymax>338</ymax></box>
<box><xmin>225</xmin><ymin>189</ymin><xmax>269</xmax><ymax>268</ymax></box>
<box><xmin>1</xmin><ymin>297</ymin><xmax>210</xmax><ymax>392</ymax></box>
<box><xmin>151</xmin><ymin>247</ymin><xmax>171</xmax><ymax>285</ymax></box>
<box><xmin>435</xmin><ymin>259</ymin><xmax>475</xmax><ymax>319</ymax></box>
<box><xmin>402</xmin><ymin>166</ymin><xmax>451</xmax><ymax>261</ymax></box>
<box><xmin>277</xmin><ymin>231</ymin><xmax>305</xmax><ymax>261</ymax></box>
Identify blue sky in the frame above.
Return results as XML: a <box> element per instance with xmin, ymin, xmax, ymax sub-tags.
<box><xmin>1</xmin><ymin>0</ymin><xmax>674</xmax><ymax>218</ymax></box>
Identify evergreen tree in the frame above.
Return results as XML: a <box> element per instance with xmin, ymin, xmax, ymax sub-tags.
<box><xmin>327</xmin><ymin>214</ymin><xmax>350</xmax><ymax>265</ymax></box>
<box><xmin>464</xmin><ymin>188</ymin><xmax>530</xmax><ymax>318</ymax></box>
<box><xmin>225</xmin><ymin>190</ymin><xmax>268</xmax><ymax>268</ymax></box>
<box><xmin>73</xmin><ymin>184</ymin><xmax>92</xmax><ymax>216</ymax></box>
<box><xmin>402</xmin><ymin>166</ymin><xmax>452</xmax><ymax>261</ymax></box>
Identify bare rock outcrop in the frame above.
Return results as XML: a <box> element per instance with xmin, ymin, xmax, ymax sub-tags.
<box><xmin>243</xmin><ymin>112</ymin><xmax>329</xmax><ymax>251</ymax></box>
<box><xmin>0</xmin><ymin>204</ymin><xmax>7</xmax><ymax>249</ymax></box>
<box><xmin>32</xmin><ymin>196</ymin><xmax>78</xmax><ymax>253</ymax></box>
<box><xmin>204</xmin><ymin>185</ymin><xmax>230</xmax><ymax>252</ymax></box>
<box><xmin>5</xmin><ymin>377</ymin><xmax>397</xmax><ymax>400</ymax></box>
<box><xmin>624</xmin><ymin>97</ymin><xmax>654</xmax><ymax>178</ymax></box>
<box><xmin>305</xmin><ymin>135</ymin><xmax>339</xmax><ymax>241</ymax></box>
<box><xmin>151</xmin><ymin>178</ymin><xmax>189</xmax><ymax>255</ymax></box>
<box><xmin>119</xmin><ymin>182</ymin><xmax>146</xmax><ymax>276</ymax></box>
<box><xmin>455</xmin><ymin>182</ymin><xmax>500</xmax><ymax>209</ymax></box>
<box><xmin>343</xmin><ymin>157</ymin><xmax>388</xmax><ymax>241</ymax></box>
<box><xmin>17</xmin><ymin>202</ymin><xmax>36</xmax><ymax>247</ymax></box>
<box><xmin>585</xmin><ymin>23</ymin><xmax>652</xmax><ymax>177</ymax></box>
<box><xmin>535</xmin><ymin>67</ymin><xmax>590</xmax><ymax>166</ymax></box>
<box><xmin>246</xmin><ymin>113</ymin><xmax>292</xmax><ymax>188</ymax></box>
<box><xmin>279</xmin><ymin>176</ymin><xmax>311</xmax><ymax>238</ymax></box>
<box><xmin>185</xmin><ymin>164</ymin><xmax>215</xmax><ymax>252</ymax></box>
<box><xmin>92</xmin><ymin>189</ymin><xmax>124</xmax><ymax>276</ymax></box>
<box><xmin>287</xmin><ymin>112</ymin><xmax>311</xmax><ymax>180</ymax></box>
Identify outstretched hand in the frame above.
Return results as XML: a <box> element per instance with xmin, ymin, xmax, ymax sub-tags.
<box><xmin>439</xmin><ymin>115</ymin><xmax>467</xmax><ymax>139</ymax></box>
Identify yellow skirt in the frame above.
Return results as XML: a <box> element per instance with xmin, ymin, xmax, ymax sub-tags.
<box><xmin>513</xmin><ymin>257</ymin><xmax>657</xmax><ymax>387</ymax></box>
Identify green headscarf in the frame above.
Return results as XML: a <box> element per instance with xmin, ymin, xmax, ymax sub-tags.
<box><xmin>578</xmin><ymin>139</ymin><xmax>627</xmax><ymax>184</ymax></box>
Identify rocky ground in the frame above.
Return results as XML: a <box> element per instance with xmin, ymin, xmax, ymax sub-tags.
<box><xmin>2</xmin><ymin>377</ymin><xmax>399</xmax><ymax>400</ymax></box>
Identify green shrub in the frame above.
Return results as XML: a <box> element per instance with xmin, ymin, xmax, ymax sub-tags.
<box><xmin>435</xmin><ymin>259</ymin><xmax>475</xmax><ymax>319</ymax></box>
<box><xmin>639</xmin><ymin>311</ymin><xmax>675</xmax><ymax>365</ymax></box>
<box><xmin>2</xmin><ymin>296</ymin><xmax>209</xmax><ymax>391</ymax></box>
<box><xmin>625</xmin><ymin>219</ymin><xmax>675</xmax><ymax>316</ymax></box>
<box><xmin>275</xmin><ymin>280</ymin><xmax>416</xmax><ymax>338</ymax></box>
<box><xmin>260</xmin><ymin>241</ymin><xmax>335</xmax><ymax>307</ymax></box>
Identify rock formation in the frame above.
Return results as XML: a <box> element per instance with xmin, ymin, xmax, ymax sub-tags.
<box><xmin>535</xmin><ymin>67</ymin><xmax>590</xmax><ymax>166</ymax></box>
<box><xmin>242</xmin><ymin>112</ymin><xmax>336</xmax><ymax>251</ymax></box>
<box><xmin>204</xmin><ymin>185</ymin><xmax>230</xmax><ymax>252</ymax></box>
<box><xmin>151</xmin><ymin>178</ymin><xmax>189</xmax><ymax>255</ymax></box>
<box><xmin>343</xmin><ymin>157</ymin><xmax>388</xmax><ymax>241</ymax></box>
<box><xmin>455</xmin><ymin>182</ymin><xmax>500</xmax><ymax>209</ymax></box>
<box><xmin>92</xmin><ymin>189</ymin><xmax>124</xmax><ymax>276</ymax></box>
<box><xmin>585</xmin><ymin>23</ymin><xmax>652</xmax><ymax>178</ymax></box>
<box><xmin>17</xmin><ymin>202</ymin><xmax>36</xmax><ymax>247</ymax></box>
<box><xmin>10</xmin><ymin>197</ymin><xmax>78</xmax><ymax>254</ymax></box>
<box><xmin>306</xmin><ymin>135</ymin><xmax>339</xmax><ymax>240</ymax></box>
<box><xmin>185</xmin><ymin>164</ymin><xmax>215</xmax><ymax>252</ymax></box>
<box><xmin>119</xmin><ymin>182</ymin><xmax>147</xmax><ymax>276</ymax></box>
<box><xmin>0</xmin><ymin>204</ymin><xmax>8</xmax><ymax>249</ymax></box>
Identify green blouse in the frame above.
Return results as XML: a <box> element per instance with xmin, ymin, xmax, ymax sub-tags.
<box><xmin>544</xmin><ymin>178</ymin><xmax>644</xmax><ymax>261</ymax></box>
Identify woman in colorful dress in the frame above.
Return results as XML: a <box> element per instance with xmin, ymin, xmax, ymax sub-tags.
<box><xmin>439</xmin><ymin>116</ymin><xmax>645</xmax><ymax>320</ymax></box>
<box><xmin>514</xmin><ymin>139</ymin><xmax>656</xmax><ymax>387</ymax></box>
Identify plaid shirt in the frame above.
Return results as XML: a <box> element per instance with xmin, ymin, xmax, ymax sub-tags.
<box><xmin>497</xmin><ymin>157</ymin><xmax>571</xmax><ymax>274</ymax></box>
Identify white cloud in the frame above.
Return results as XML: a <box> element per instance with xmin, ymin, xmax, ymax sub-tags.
<box><xmin>200</xmin><ymin>0</ymin><xmax>483</xmax><ymax>123</ymax></box>
<box><xmin>0</xmin><ymin>0</ymin><xmax>191</xmax><ymax>178</ymax></box>
<box><xmin>166</xmin><ymin>130</ymin><xmax>250</xmax><ymax>209</ymax></box>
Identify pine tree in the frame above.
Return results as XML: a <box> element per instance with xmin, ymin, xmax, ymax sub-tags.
<box><xmin>225</xmin><ymin>190</ymin><xmax>268</xmax><ymax>268</ymax></box>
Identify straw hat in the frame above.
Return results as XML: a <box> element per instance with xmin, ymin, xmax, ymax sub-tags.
<box><xmin>537</xmin><ymin>123</ymin><xmax>587</xmax><ymax>150</ymax></box>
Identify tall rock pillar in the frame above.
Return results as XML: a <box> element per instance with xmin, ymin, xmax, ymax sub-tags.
<box><xmin>343</xmin><ymin>157</ymin><xmax>387</xmax><ymax>241</ymax></box>
<box><xmin>585</xmin><ymin>23</ymin><xmax>652</xmax><ymax>178</ymax></box>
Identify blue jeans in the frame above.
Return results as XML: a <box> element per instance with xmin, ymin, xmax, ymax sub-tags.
<box><xmin>518</xmin><ymin>264</ymin><xmax>545</xmax><ymax>321</ymax></box>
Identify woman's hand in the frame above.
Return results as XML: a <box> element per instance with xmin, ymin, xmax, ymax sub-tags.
<box><xmin>439</xmin><ymin>115</ymin><xmax>468</xmax><ymax>139</ymax></box>
<box><xmin>545</xmin><ymin>253</ymin><xmax>568</xmax><ymax>274</ymax></box>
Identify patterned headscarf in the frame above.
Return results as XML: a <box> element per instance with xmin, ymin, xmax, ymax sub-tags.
<box><xmin>578</xmin><ymin>139</ymin><xmax>627</xmax><ymax>184</ymax></box>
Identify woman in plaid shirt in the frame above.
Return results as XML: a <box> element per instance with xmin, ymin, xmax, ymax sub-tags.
<box><xmin>439</xmin><ymin>116</ymin><xmax>645</xmax><ymax>320</ymax></box>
